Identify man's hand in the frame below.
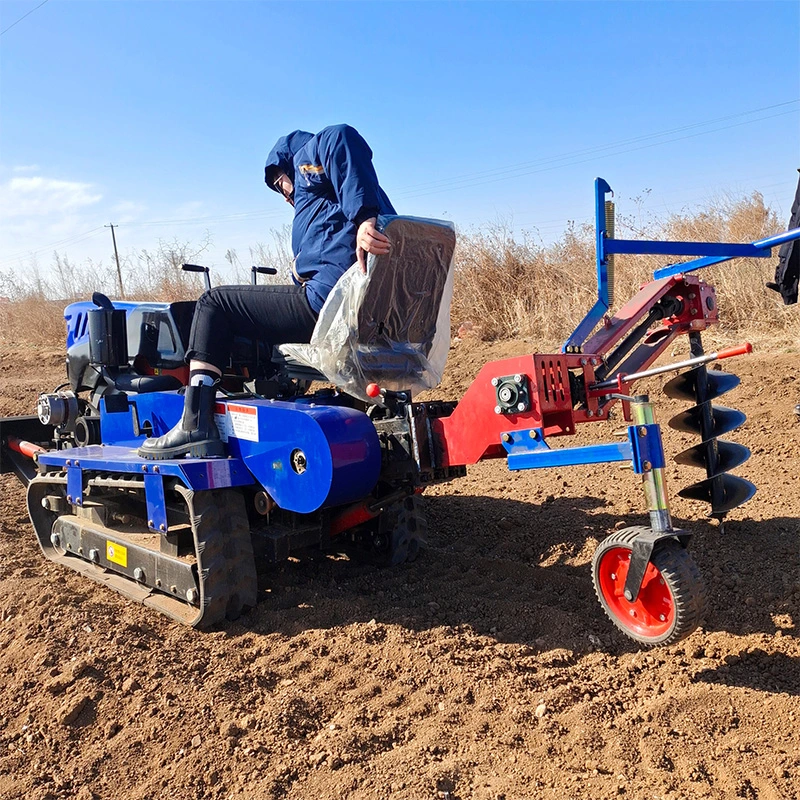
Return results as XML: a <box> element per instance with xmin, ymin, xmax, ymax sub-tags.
<box><xmin>356</xmin><ymin>217</ymin><xmax>391</xmax><ymax>274</ymax></box>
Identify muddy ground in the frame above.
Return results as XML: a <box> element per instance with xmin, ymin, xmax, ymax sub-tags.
<box><xmin>0</xmin><ymin>336</ymin><xmax>799</xmax><ymax>800</ymax></box>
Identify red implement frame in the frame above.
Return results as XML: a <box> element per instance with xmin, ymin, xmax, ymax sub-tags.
<box><xmin>433</xmin><ymin>274</ymin><xmax>718</xmax><ymax>468</ymax></box>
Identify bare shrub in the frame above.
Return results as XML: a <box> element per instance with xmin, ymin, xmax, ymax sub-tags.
<box><xmin>659</xmin><ymin>192</ymin><xmax>788</xmax><ymax>336</ymax></box>
<box><xmin>453</xmin><ymin>219</ymin><xmax>601</xmax><ymax>344</ymax></box>
<box><xmin>0</xmin><ymin>236</ymin><xmax>215</xmax><ymax>347</ymax></box>
<box><xmin>452</xmin><ymin>190</ymin><xmax>795</xmax><ymax>348</ymax></box>
<box><xmin>1</xmin><ymin>193</ymin><xmax>795</xmax><ymax>350</ymax></box>
<box><xmin>248</xmin><ymin>224</ymin><xmax>295</xmax><ymax>284</ymax></box>
<box><xmin>0</xmin><ymin>293</ymin><xmax>66</xmax><ymax>347</ymax></box>
<box><xmin>125</xmin><ymin>235</ymin><xmax>214</xmax><ymax>300</ymax></box>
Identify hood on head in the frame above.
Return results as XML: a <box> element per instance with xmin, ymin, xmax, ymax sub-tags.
<box><xmin>264</xmin><ymin>130</ymin><xmax>314</xmax><ymax>191</ymax></box>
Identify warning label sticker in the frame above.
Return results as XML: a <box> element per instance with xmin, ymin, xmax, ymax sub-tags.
<box><xmin>209</xmin><ymin>459</ymin><xmax>232</xmax><ymax>487</ymax></box>
<box><xmin>215</xmin><ymin>402</ymin><xmax>259</xmax><ymax>443</ymax></box>
<box><xmin>106</xmin><ymin>541</ymin><xmax>128</xmax><ymax>568</ymax></box>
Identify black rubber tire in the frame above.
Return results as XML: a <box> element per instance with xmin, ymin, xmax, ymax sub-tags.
<box><xmin>592</xmin><ymin>526</ymin><xmax>707</xmax><ymax>647</ymax></box>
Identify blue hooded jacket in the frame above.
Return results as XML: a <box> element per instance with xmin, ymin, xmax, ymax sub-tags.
<box><xmin>264</xmin><ymin>124</ymin><xmax>396</xmax><ymax>313</ymax></box>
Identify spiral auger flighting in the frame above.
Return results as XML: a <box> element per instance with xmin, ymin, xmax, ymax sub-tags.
<box><xmin>664</xmin><ymin>332</ymin><xmax>756</xmax><ymax>522</ymax></box>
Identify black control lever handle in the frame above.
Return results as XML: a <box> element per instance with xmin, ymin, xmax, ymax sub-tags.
<box><xmin>250</xmin><ymin>265</ymin><xmax>278</xmax><ymax>285</ymax></box>
<box><xmin>92</xmin><ymin>292</ymin><xmax>114</xmax><ymax>310</ymax></box>
<box><xmin>182</xmin><ymin>263</ymin><xmax>211</xmax><ymax>292</ymax></box>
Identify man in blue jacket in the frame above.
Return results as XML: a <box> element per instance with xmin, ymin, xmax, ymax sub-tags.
<box><xmin>139</xmin><ymin>124</ymin><xmax>395</xmax><ymax>460</ymax></box>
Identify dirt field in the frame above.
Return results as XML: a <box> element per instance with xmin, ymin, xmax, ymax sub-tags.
<box><xmin>1</xmin><ymin>337</ymin><xmax>799</xmax><ymax>800</ymax></box>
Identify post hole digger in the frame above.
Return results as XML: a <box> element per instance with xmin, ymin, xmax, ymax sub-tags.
<box><xmin>2</xmin><ymin>182</ymin><xmax>799</xmax><ymax>646</ymax></box>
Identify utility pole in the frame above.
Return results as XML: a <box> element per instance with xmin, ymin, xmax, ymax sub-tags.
<box><xmin>105</xmin><ymin>223</ymin><xmax>125</xmax><ymax>298</ymax></box>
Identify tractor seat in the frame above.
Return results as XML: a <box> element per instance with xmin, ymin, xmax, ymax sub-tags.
<box><xmin>274</xmin><ymin>216</ymin><xmax>456</xmax><ymax>402</ymax></box>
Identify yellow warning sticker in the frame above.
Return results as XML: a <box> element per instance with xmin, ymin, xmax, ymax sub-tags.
<box><xmin>106</xmin><ymin>541</ymin><xmax>128</xmax><ymax>567</ymax></box>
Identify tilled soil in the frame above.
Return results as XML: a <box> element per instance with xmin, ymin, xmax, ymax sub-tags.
<box><xmin>0</xmin><ymin>338</ymin><xmax>799</xmax><ymax>800</ymax></box>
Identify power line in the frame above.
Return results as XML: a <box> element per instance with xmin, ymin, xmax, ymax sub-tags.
<box><xmin>13</xmin><ymin>100</ymin><xmax>797</xmax><ymax>243</ymax></box>
<box><xmin>393</xmin><ymin>99</ymin><xmax>800</xmax><ymax>196</ymax></box>
<box><xmin>0</xmin><ymin>226</ymin><xmax>106</xmax><ymax>266</ymax></box>
<box><xmin>0</xmin><ymin>209</ymin><xmax>286</xmax><ymax>267</ymax></box>
<box><xmin>497</xmin><ymin>177</ymin><xmax>800</xmax><ymax>233</ymax></box>
<box><xmin>398</xmin><ymin>108</ymin><xmax>799</xmax><ymax>201</ymax></box>
<box><xmin>127</xmin><ymin>207</ymin><xmax>288</xmax><ymax>228</ymax></box>
<box><xmin>1</xmin><ymin>100</ymin><xmax>796</xmax><ymax>266</ymax></box>
<box><xmin>37</xmin><ymin>102</ymin><xmax>797</xmax><ymax>237</ymax></box>
<box><xmin>0</xmin><ymin>0</ymin><xmax>51</xmax><ymax>37</ymax></box>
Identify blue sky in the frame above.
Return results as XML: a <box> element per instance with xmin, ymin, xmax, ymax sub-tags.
<box><xmin>0</xmin><ymin>0</ymin><xmax>798</xmax><ymax>283</ymax></box>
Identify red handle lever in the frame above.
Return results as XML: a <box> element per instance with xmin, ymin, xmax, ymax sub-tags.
<box><xmin>7</xmin><ymin>437</ymin><xmax>45</xmax><ymax>458</ymax></box>
<box><xmin>716</xmin><ymin>342</ymin><xmax>753</xmax><ymax>360</ymax></box>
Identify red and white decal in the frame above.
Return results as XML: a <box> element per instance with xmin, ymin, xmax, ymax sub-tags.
<box><xmin>214</xmin><ymin>402</ymin><xmax>259</xmax><ymax>443</ymax></box>
<box><xmin>214</xmin><ymin>402</ymin><xmax>229</xmax><ymax>442</ymax></box>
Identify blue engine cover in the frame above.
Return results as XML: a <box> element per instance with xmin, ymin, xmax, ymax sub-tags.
<box><xmin>101</xmin><ymin>394</ymin><xmax>382</xmax><ymax>514</ymax></box>
<box><xmin>219</xmin><ymin>399</ymin><xmax>381</xmax><ymax>513</ymax></box>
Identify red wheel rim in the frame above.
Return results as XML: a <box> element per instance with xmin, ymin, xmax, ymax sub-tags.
<box><xmin>597</xmin><ymin>547</ymin><xmax>674</xmax><ymax>637</ymax></box>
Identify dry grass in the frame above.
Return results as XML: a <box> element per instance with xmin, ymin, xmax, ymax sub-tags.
<box><xmin>1</xmin><ymin>194</ymin><xmax>796</xmax><ymax>351</ymax></box>
<box><xmin>452</xmin><ymin>191</ymin><xmax>798</xmax><ymax>349</ymax></box>
<box><xmin>0</xmin><ymin>233</ymin><xmax>294</xmax><ymax>348</ymax></box>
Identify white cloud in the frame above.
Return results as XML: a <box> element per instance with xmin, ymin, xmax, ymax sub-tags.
<box><xmin>0</xmin><ymin>176</ymin><xmax>102</xmax><ymax>218</ymax></box>
<box><xmin>12</xmin><ymin>164</ymin><xmax>40</xmax><ymax>173</ymax></box>
<box><xmin>112</xmin><ymin>200</ymin><xmax>149</xmax><ymax>223</ymax></box>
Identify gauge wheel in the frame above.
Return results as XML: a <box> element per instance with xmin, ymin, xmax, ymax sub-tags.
<box><xmin>592</xmin><ymin>526</ymin><xmax>706</xmax><ymax>647</ymax></box>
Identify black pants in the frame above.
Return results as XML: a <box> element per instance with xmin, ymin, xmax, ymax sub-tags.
<box><xmin>185</xmin><ymin>284</ymin><xmax>318</xmax><ymax>370</ymax></box>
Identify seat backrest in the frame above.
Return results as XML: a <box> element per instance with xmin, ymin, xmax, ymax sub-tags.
<box><xmin>356</xmin><ymin>216</ymin><xmax>456</xmax><ymax>356</ymax></box>
<box><xmin>275</xmin><ymin>215</ymin><xmax>456</xmax><ymax>399</ymax></box>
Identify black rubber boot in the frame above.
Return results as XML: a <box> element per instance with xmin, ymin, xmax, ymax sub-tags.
<box><xmin>138</xmin><ymin>384</ymin><xmax>225</xmax><ymax>460</ymax></box>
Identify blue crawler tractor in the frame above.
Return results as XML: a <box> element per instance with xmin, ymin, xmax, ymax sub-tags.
<box><xmin>2</xmin><ymin>181</ymin><xmax>798</xmax><ymax>646</ymax></box>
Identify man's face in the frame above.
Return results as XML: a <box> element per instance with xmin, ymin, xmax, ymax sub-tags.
<box><xmin>272</xmin><ymin>172</ymin><xmax>295</xmax><ymax>207</ymax></box>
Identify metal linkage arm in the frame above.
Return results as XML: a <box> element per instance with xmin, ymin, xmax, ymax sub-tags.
<box><xmin>607</xmin><ymin>239</ymin><xmax>771</xmax><ymax>259</ymax></box>
<box><xmin>563</xmin><ymin>177</ymin><xmax>800</xmax><ymax>352</ymax></box>
<box><xmin>590</xmin><ymin>342</ymin><xmax>753</xmax><ymax>393</ymax></box>
<box><xmin>653</xmin><ymin>227</ymin><xmax>800</xmax><ymax>280</ymax></box>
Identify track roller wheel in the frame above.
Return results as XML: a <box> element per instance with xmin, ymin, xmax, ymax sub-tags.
<box><xmin>592</xmin><ymin>526</ymin><xmax>706</xmax><ymax>647</ymax></box>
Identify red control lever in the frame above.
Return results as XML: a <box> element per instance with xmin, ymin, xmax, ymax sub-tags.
<box><xmin>590</xmin><ymin>342</ymin><xmax>754</xmax><ymax>392</ymax></box>
<box><xmin>715</xmin><ymin>342</ymin><xmax>753</xmax><ymax>360</ymax></box>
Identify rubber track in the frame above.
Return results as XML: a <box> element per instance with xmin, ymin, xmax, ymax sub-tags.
<box><xmin>27</xmin><ymin>476</ymin><xmax>257</xmax><ymax>629</ymax></box>
<box><xmin>180</xmin><ymin>487</ymin><xmax>258</xmax><ymax>628</ymax></box>
<box><xmin>392</xmin><ymin>494</ymin><xmax>427</xmax><ymax>566</ymax></box>
<box><xmin>592</xmin><ymin>525</ymin><xmax>707</xmax><ymax>647</ymax></box>
<box><xmin>346</xmin><ymin>493</ymin><xmax>428</xmax><ymax>568</ymax></box>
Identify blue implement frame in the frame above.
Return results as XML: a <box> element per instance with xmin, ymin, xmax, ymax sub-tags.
<box><xmin>563</xmin><ymin>178</ymin><xmax>800</xmax><ymax>352</ymax></box>
<box><xmin>500</xmin><ymin>423</ymin><xmax>665</xmax><ymax>474</ymax></box>
<box><xmin>652</xmin><ymin>228</ymin><xmax>800</xmax><ymax>279</ymax></box>
<box><xmin>562</xmin><ymin>179</ymin><xmax>616</xmax><ymax>351</ymax></box>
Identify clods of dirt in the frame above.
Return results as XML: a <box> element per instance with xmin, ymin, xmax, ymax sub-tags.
<box><xmin>0</xmin><ymin>340</ymin><xmax>798</xmax><ymax>800</ymax></box>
